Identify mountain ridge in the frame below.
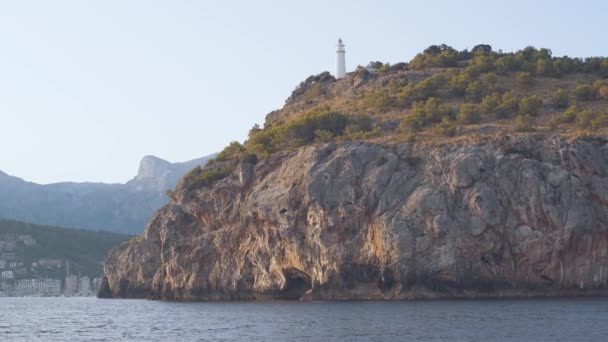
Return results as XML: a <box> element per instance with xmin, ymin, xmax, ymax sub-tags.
<box><xmin>0</xmin><ymin>154</ymin><xmax>215</xmax><ymax>234</ymax></box>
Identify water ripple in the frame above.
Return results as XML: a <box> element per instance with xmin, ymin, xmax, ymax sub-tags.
<box><xmin>0</xmin><ymin>297</ymin><xmax>607</xmax><ymax>341</ymax></box>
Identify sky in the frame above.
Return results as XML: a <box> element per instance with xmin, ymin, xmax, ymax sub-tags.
<box><xmin>0</xmin><ymin>0</ymin><xmax>606</xmax><ymax>184</ymax></box>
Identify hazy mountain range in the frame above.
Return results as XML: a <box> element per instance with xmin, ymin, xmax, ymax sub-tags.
<box><xmin>0</xmin><ymin>154</ymin><xmax>214</xmax><ymax>234</ymax></box>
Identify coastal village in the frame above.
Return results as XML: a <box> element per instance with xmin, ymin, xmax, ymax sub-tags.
<box><xmin>0</xmin><ymin>233</ymin><xmax>103</xmax><ymax>297</ymax></box>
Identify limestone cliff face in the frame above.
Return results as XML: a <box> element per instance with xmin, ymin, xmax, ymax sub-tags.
<box><xmin>99</xmin><ymin>135</ymin><xmax>608</xmax><ymax>300</ymax></box>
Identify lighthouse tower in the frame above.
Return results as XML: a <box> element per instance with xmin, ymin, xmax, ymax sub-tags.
<box><xmin>336</xmin><ymin>38</ymin><xmax>346</xmax><ymax>79</ymax></box>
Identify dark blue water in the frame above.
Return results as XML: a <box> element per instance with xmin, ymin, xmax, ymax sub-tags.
<box><xmin>1</xmin><ymin>297</ymin><xmax>607</xmax><ymax>341</ymax></box>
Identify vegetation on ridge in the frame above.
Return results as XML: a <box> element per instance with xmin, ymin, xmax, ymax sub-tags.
<box><xmin>178</xmin><ymin>44</ymin><xmax>608</xmax><ymax>193</ymax></box>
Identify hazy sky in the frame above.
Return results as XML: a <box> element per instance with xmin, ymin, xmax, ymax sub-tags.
<box><xmin>1</xmin><ymin>0</ymin><xmax>606</xmax><ymax>184</ymax></box>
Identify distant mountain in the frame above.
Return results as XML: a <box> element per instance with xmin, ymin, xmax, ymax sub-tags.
<box><xmin>0</xmin><ymin>154</ymin><xmax>215</xmax><ymax>234</ymax></box>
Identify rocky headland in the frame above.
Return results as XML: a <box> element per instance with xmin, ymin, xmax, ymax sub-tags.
<box><xmin>99</xmin><ymin>45</ymin><xmax>608</xmax><ymax>300</ymax></box>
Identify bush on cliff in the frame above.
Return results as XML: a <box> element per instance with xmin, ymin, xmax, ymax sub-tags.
<box><xmin>457</xmin><ymin>104</ymin><xmax>481</xmax><ymax>124</ymax></box>
<box><xmin>245</xmin><ymin>109</ymin><xmax>376</xmax><ymax>158</ymax></box>
<box><xmin>178</xmin><ymin>164</ymin><xmax>234</xmax><ymax>192</ymax></box>
<box><xmin>400</xmin><ymin>98</ymin><xmax>453</xmax><ymax>132</ymax></box>
<box><xmin>574</xmin><ymin>84</ymin><xmax>597</xmax><ymax>102</ymax></box>
<box><xmin>518</xmin><ymin>95</ymin><xmax>543</xmax><ymax>116</ymax></box>
<box><xmin>216</xmin><ymin>141</ymin><xmax>246</xmax><ymax>162</ymax></box>
<box><xmin>552</xmin><ymin>89</ymin><xmax>570</xmax><ymax>108</ymax></box>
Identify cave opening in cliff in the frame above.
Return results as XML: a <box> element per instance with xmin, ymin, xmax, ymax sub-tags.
<box><xmin>279</xmin><ymin>268</ymin><xmax>312</xmax><ymax>300</ymax></box>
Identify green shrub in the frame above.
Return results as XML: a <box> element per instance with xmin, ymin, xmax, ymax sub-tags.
<box><xmin>591</xmin><ymin>112</ymin><xmax>608</xmax><ymax>131</ymax></box>
<box><xmin>480</xmin><ymin>93</ymin><xmax>501</xmax><ymax>114</ymax></box>
<box><xmin>285</xmin><ymin>111</ymin><xmax>349</xmax><ymax>143</ymax></box>
<box><xmin>246</xmin><ymin>125</ymin><xmax>285</xmax><ymax>158</ymax></box>
<box><xmin>575</xmin><ymin>109</ymin><xmax>596</xmax><ymax>129</ymax></box>
<box><xmin>356</xmin><ymin>65</ymin><xmax>370</xmax><ymax>77</ymax></box>
<box><xmin>405</xmin><ymin>46</ymin><xmax>608</xmax><ymax>79</ymax></box>
<box><xmin>465</xmin><ymin>81</ymin><xmax>484</xmax><ymax>102</ymax></box>
<box><xmin>302</xmin><ymin>84</ymin><xmax>324</xmax><ymax>101</ymax></box>
<box><xmin>343</xmin><ymin>126</ymin><xmax>381</xmax><ymax>140</ymax></box>
<box><xmin>387</xmin><ymin>78</ymin><xmax>407</xmax><ymax>91</ymax></box>
<box><xmin>390</xmin><ymin>63</ymin><xmax>408</xmax><ymax>72</ymax></box>
<box><xmin>361</xmin><ymin>89</ymin><xmax>393</xmax><ymax>111</ymax></box>
<box><xmin>592</xmin><ymin>80</ymin><xmax>606</xmax><ymax>91</ymax></box>
<box><xmin>552</xmin><ymin>89</ymin><xmax>569</xmax><ymax>108</ymax></box>
<box><xmin>180</xmin><ymin>165</ymin><xmax>234</xmax><ymax>192</ymax></box>
<box><xmin>573</xmin><ymin>84</ymin><xmax>596</xmax><ymax>101</ymax></box>
<box><xmin>424</xmin><ymin>97</ymin><xmax>453</xmax><ymax>123</ymax></box>
<box><xmin>561</xmin><ymin>105</ymin><xmax>579</xmax><ymax>123</ymax></box>
<box><xmin>547</xmin><ymin>105</ymin><xmax>580</xmax><ymax>128</ymax></box>
<box><xmin>248</xmin><ymin>124</ymin><xmax>262</xmax><ymax>138</ymax></box>
<box><xmin>402</xmin><ymin>97</ymin><xmax>453</xmax><ymax>130</ymax></box>
<box><xmin>518</xmin><ymin>95</ymin><xmax>543</xmax><ymax>115</ymax></box>
<box><xmin>245</xmin><ymin>109</ymin><xmax>376</xmax><ymax>158</ymax></box>
<box><xmin>466</xmin><ymin>54</ymin><xmax>495</xmax><ymax>76</ymax></box>
<box><xmin>431</xmin><ymin>117</ymin><xmax>457</xmax><ymax>137</ymax></box>
<box><xmin>378</xmin><ymin>63</ymin><xmax>391</xmax><ymax>74</ymax></box>
<box><xmin>457</xmin><ymin>104</ymin><xmax>481</xmax><ymax>124</ymax></box>
<box><xmin>495</xmin><ymin>92</ymin><xmax>520</xmax><ymax>118</ymax></box>
<box><xmin>216</xmin><ymin>141</ymin><xmax>245</xmax><ymax>161</ymax></box>
<box><xmin>449</xmin><ymin>71</ymin><xmax>472</xmax><ymax>97</ymax></box>
<box><xmin>460</xmin><ymin>72</ymin><xmax>498</xmax><ymax>102</ymax></box>
<box><xmin>399</xmin><ymin>73</ymin><xmax>447</xmax><ymax>106</ymax></box>
<box><xmin>342</xmin><ymin>114</ymin><xmax>378</xmax><ymax>140</ymax></box>
<box><xmin>409</xmin><ymin>44</ymin><xmax>459</xmax><ymax>69</ymax></box>
<box><xmin>314</xmin><ymin>129</ymin><xmax>334</xmax><ymax>143</ymax></box>
<box><xmin>597</xmin><ymin>85</ymin><xmax>608</xmax><ymax>100</ymax></box>
<box><xmin>346</xmin><ymin>114</ymin><xmax>374</xmax><ymax>132</ymax></box>
<box><xmin>516</xmin><ymin>72</ymin><xmax>533</xmax><ymax>88</ymax></box>
<box><xmin>536</xmin><ymin>59</ymin><xmax>555</xmax><ymax>76</ymax></box>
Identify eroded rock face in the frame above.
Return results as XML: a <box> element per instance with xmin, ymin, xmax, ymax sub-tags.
<box><xmin>100</xmin><ymin>136</ymin><xmax>608</xmax><ymax>300</ymax></box>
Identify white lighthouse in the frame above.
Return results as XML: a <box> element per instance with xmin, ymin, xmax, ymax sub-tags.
<box><xmin>336</xmin><ymin>38</ymin><xmax>346</xmax><ymax>79</ymax></box>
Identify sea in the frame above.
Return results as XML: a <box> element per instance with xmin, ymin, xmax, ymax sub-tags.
<box><xmin>1</xmin><ymin>297</ymin><xmax>607</xmax><ymax>341</ymax></box>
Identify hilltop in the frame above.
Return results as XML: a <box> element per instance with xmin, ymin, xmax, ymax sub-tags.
<box><xmin>255</xmin><ymin>45</ymin><xmax>608</xmax><ymax>156</ymax></box>
<box><xmin>175</xmin><ymin>45</ymin><xmax>608</xmax><ymax>197</ymax></box>
<box><xmin>100</xmin><ymin>46</ymin><xmax>608</xmax><ymax>301</ymax></box>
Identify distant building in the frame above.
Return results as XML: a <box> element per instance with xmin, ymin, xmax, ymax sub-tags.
<box><xmin>79</xmin><ymin>276</ymin><xmax>91</xmax><ymax>296</ymax></box>
<box><xmin>40</xmin><ymin>279</ymin><xmax>62</xmax><ymax>296</ymax></box>
<box><xmin>0</xmin><ymin>280</ymin><xmax>14</xmax><ymax>295</ymax></box>
<box><xmin>1</xmin><ymin>270</ymin><xmax>14</xmax><ymax>280</ymax></box>
<box><xmin>65</xmin><ymin>275</ymin><xmax>79</xmax><ymax>296</ymax></box>
<box><xmin>336</xmin><ymin>38</ymin><xmax>346</xmax><ymax>79</ymax></box>
<box><xmin>15</xmin><ymin>279</ymin><xmax>62</xmax><ymax>296</ymax></box>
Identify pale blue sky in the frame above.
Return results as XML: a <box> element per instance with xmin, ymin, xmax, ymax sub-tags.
<box><xmin>1</xmin><ymin>0</ymin><xmax>606</xmax><ymax>184</ymax></box>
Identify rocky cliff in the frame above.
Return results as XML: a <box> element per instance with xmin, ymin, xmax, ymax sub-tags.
<box><xmin>99</xmin><ymin>135</ymin><xmax>608</xmax><ymax>300</ymax></box>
